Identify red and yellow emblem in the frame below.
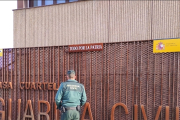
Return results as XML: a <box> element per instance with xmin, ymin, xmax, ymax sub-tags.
<box><xmin>156</xmin><ymin>42</ymin><xmax>165</xmax><ymax>50</ymax></box>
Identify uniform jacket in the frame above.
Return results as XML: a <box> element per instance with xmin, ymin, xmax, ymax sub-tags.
<box><xmin>55</xmin><ymin>80</ymin><xmax>87</xmax><ymax>109</ymax></box>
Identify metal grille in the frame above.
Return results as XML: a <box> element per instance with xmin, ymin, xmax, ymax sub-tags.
<box><xmin>0</xmin><ymin>40</ymin><xmax>180</xmax><ymax>120</ymax></box>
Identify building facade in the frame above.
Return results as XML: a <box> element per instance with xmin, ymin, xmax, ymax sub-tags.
<box><xmin>14</xmin><ymin>0</ymin><xmax>180</xmax><ymax>48</ymax></box>
<box><xmin>0</xmin><ymin>0</ymin><xmax>178</xmax><ymax>120</ymax></box>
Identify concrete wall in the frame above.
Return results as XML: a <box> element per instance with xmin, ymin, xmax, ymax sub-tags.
<box><xmin>13</xmin><ymin>10</ymin><xmax>26</xmax><ymax>47</ymax></box>
<box><xmin>13</xmin><ymin>0</ymin><xmax>180</xmax><ymax>48</ymax></box>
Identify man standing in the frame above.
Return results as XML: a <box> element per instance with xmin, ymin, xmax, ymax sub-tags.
<box><xmin>55</xmin><ymin>70</ymin><xmax>87</xmax><ymax>120</ymax></box>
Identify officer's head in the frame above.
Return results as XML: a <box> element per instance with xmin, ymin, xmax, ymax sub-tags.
<box><xmin>67</xmin><ymin>70</ymin><xmax>76</xmax><ymax>80</ymax></box>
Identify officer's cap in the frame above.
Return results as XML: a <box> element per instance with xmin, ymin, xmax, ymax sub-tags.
<box><xmin>67</xmin><ymin>70</ymin><xmax>75</xmax><ymax>75</ymax></box>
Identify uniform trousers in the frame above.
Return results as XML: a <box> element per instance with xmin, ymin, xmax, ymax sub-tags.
<box><xmin>61</xmin><ymin>110</ymin><xmax>80</xmax><ymax>120</ymax></box>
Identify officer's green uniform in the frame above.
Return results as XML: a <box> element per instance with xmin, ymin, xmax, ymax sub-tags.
<box><xmin>55</xmin><ymin>77</ymin><xmax>87</xmax><ymax>120</ymax></box>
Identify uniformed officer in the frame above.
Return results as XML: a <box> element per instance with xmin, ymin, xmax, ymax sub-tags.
<box><xmin>55</xmin><ymin>70</ymin><xmax>87</xmax><ymax>120</ymax></box>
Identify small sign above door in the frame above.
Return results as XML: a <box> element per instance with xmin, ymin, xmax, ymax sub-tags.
<box><xmin>68</xmin><ymin>43</ymin><xmax>103</xmax><ymax>52</ymax></box>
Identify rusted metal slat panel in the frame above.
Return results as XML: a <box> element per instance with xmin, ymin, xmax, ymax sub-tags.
<box><xmin>47</xmin><ymin>47</ymin><xmax>50</xmax><ymax>119</ymax></box>
<box><xmin>42</xmin><ymin>47</ymin><xmax>45</xmax><ymax>120</ymax></box>
<box><xmin>49</xmin><ymin>47</ymin><xmax>52</xmax><ymax>120</ymax></box>
<box><xmin>38</xmin><ymin>48</ymin><xmax>40</xmax><ymax>110</ymax></box>
<box><xmin>14</xmin><ymin>49</ymin><xmax>17</xmax><ymax>120</ymax></box>
<box><xmin>146</xmin><ymin>41</ymin><xmax>149</xmax><ymax>120</ymax></box>
<box><xmin>1</xmin><ymin>49</ymin><xmax>3</xmax><ymax>119</ymax></box>
<box><xmin>33</xmin><ymin>48</ymin><xmax>35</xmax><ymax>119</ymax></box>
<box><xmin>140</xmin><ymin>42</ymin><xmax>142</xmax><ymax>120</ymax></box>
<box><xmin>172</xmin><ymin>53</ymin><xmax>175</xmax><ymax>120</ymax></box>
<box><xmin>126</xmin><ymin>43</ymin><xmax>128</xmax><ymax>120</ymax></box>
<box><xmin>11</xmin><ymin>49</ymin><xmax>13</xmax><ymax>115</ymax></box>
<box><xmin>23</xmin><ymin>48</ymin><xmax>25</xmax><ymax>117</ymax></box>
<box><xmin>132</xmin><ymin>42</ymin><xmax>135</xmax><ymax>120</ymax></box>
<box><xmin>78</xmin><ymin>53</ymin><xmax>81</xmax><ymax>83</ymax></box>
<box><xmin>107</xmin><ymin>44</ymin><xmax>110</xmax><ymax>120</ymax></box>
<box><xmin>4</xmin><ymin>50</ymin><xmax>6</xmax><ymax>119</ymax></box>
<box><xmin>90</xmin><ymin>52</ymin><xmax>92</xmax><ymax>104</ymax></box>
<box><xmin>25</xmin><ymin>48</ymin><xmax>27</xmax><ymax>111</ymax></box>
<box><xmin>103</xmin><ymin>44</ymin><xmax>106</xmax><ymax>120</ymax></box>
<box><xmin>160</xmin><ymin>53</ymin><xmax>163</xmax><ymax>120</ymax></box>
<box><xmin>177</xmin><ymin>53</ymin><xmax>179</xmax><ymax>120</ymax></box>
<box><xmin>63</xmin><ymin>46</ymin><xmax>65</xmax><ymax>82</ymax></box>
<box><xmin>76</xmin><ymin>53</ymin><xmax>77</xmax><ymax>82</ymax></box>
<box><xmin>28</xmin><ymin>48</ymin><xmax>31</xmax><ymax>108</ymax></box>
<box><xmin>6</xmin><ymin>49</ymin><xmax>8</xmax><ymax>119</ymax></box>
<box><xmin>53</xmin><ymin>46</ymin><xmax>55</xmax><ymax>120</ymax></box>
<box><xmin>68</xmin><ymin>49</ymin><xmax>69</xmax><ymax>70</ymax></box>
<box><xmin>95</xmin><ymin>52</ymin><xmax>97</xmax><ymax>120</ymax></box>
<box><xmin>134</xmin><ymin>42</ymin><xmax>139</xmax><ymax>120</ymax></box>
<box><xmin>2</xmin><ymin>40</ymin><xmax>180</xmax><ymax>119</ymax></box>
<box><xmin>58</xmin><ymin>47</ymin><xmax>60</xmax><ymax>87</ymax></box>
<box><xmin>119</xmin><ymin>42</ymin><xmax>122</xmax><ymax>119</ymax></box>
<box><xmin>101</xmin><ymin>49</ymin><xmax>103</xmax><ymax>120</ymax></box>
<box><xmin>19</xmin><ymin>49</ymin><xmax>22</xmax><ymax>119</ymax></box>
<box><xmin>153</xmin><ymin>53</ymin><xmax>156</xmax><ymax>119</ymax></box>
<box><xmin>113</xmin><ymin>44</ymin><xmax>116</xmax><ymax>105</ymax></box>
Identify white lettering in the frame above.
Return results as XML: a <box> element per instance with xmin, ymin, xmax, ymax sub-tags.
<box><xmin>79</xmin><ymin>46</ymin><xmax>85</xmax><ymax>50</ymax></box>
<box><xmin>70</xmin><ymin>47</ymin><xmax>79</xmax><ymax>51</ymax></box>
<box><xmin>86</xmin><ymin>46</ymin><xmax>90</xmax><ymax>50</ymax></box>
